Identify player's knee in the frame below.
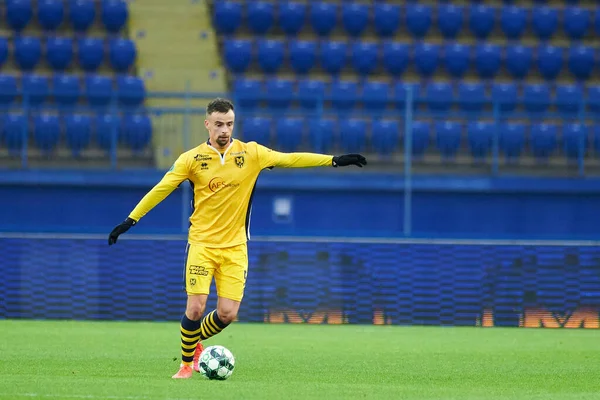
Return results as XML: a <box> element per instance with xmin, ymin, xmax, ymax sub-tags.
<box><xmin>186</xmin><ymin>303</ymin><xmax>206</xmax><ymax>321</ymax></box>
<box><xmin>217</xmin><ymin>308</ymin><xmax>237</xmax><ymax>325</ymax></box>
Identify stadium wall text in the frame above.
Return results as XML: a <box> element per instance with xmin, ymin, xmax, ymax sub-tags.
<box><xmin>2</xmin><ymin>170</ymin><xmax>600</xmax><ymax>239</ymax></box>
<box><xmin>2</xmin><ymin>236</ymin><xmax>599</xmax><ymax>328</ymax></box>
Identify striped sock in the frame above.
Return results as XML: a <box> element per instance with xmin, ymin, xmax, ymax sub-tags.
<box><xmin>180</xmin><ymin>314</ymin><xmax>201</xmax><ymax>366</ymax></box>
<box><xmin>199</xmin><ymin>310</ymin><xmax>229</xmax><ymax>341</ymax></box>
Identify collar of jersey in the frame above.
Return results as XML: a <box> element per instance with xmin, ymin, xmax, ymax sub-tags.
<box><xmin>206</xmin><ymin>138</ymin><xmax>235</xmax><ymax>165</ymax></box>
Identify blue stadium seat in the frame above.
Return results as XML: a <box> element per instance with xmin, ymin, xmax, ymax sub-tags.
<box><xmin>247</xmin><ymin>1</ymin><xmax>274</xmax><ymax>35</ymax></box>
<box><xmin>276</xmin><ymin>118</ymin><xmax>303</xmax><ymax>152</ymax></box>
<box><xmin>339</xmin><ymin>119</ymin><xmax>367</xmax><ymax>153</ymax></box>
<box><xmin>65</xmin><ymin>114</ymin><xmax>91</xmax><ymax>155</ymax></box>
<box><xmin>223</xmin><ymin>39</ymin><xmax>251</xmax><ymax>74</ymax></box>
<box><xmin>78</xmin><ymin>37</ymin><xmax>104</xmax><ymax>72</ymax></box>
<box><xmin>101</xmin><ymin>0</ymin><xmax>128</xmax><ymax>33</ymax></box>
<box><xmin>233</xmin><ymin>78</ymin><xmax>262</xmax><ymax>110</ymax></box>
<box><xmin>505</xmin><ymin>44</ymin><xmax>532</xmax><ymax>79</ymax></box>
<box><xmin>309</xmin><ymin>119</ymin><xmax>334</xmax><ymax>153</ymax></box>
<box><xmin>394</xmin><ymin>82</ymin><xmax>419</xmax><ymax>109</ymax></box>
<box><xmin>371</xmin><ymin>120</ymin><xmax>399</xmax><ymax>156</ymax></box>
<box><xmin>265</xmin><ymin>78</ymin><xmax>294</xmax><ymax>109</ymax></box>
<box><xmin>537</xmin><ymin>45</ymin><xmax>563</xmax><ymax>80</ymax></box>
<box><xmin>242</xmin><ymin>116</ymin><xmax>271</xmax><ymax>144</ymax></box>
<box><xmin>0</xmin><ymin>75</ymin><xmax>18</xmax><ymax>104</ymax></box>
<box><xmin>22</xmin><ymin>74</ymin><xmax>49</xmax><ymax>105</ymax></box>
<box><xmin>475</xmin><ymin>44</ymin><xmax>501</xmax><ymax>79</ymax></box>
<box><xmin>587</xmin><ymin>85</ymin><xmax>600</xmax><ymax>112</ymax></box>
<box><xmin>330</xmin><ymin>80</ymin><xmax>358</xmax><ymax>111</ymax></box>
<box><xmin>596</xmin><ymin>9</ymin><xmax>600</xmax><ymax>36</ymax></box>
<box><xmin>109</xmin><ymin>38</ymin><xmax>136</xmax><ymax>72</ymax></box>
<box><xmin>33</xmin><ymin>114</ymin><xmax>60</xmax><ymax>152</ymax></box>
<box><xmin>362</xmin><ymin>81</ymin><xmax>391</xmax><ymax>111</ymax></box>
<box><xmin>69</xmin><ymin>0</ymin><xmax>95</xmax><ymax>32</ymax></box>
<box><xmin>373</xmin><ymin>3</ymin><xmax>400</xmax><ymax>37</ymax></box>
<box><xmin>122</xmin><ymin>114</ymin><xmax>152</xmax><ymax>151</ymax></box>
<box><xmin>411</xmin><ymin>121</ymin><xmax>430</xmax><ymax>157</ymax></box>
<box><xmin>38</xmin><ymin>0</ymin><xmax>64</xmax><ymax>30</ymax></box>
<box><xmin>444</xmin><ymin>43</ymin><xmax>470</xmax><ymax>78</ymax></box>
<box><xmin>467</xmin><ymin>121</ymin><xmax>494</xmax><ymax>159</ymax></box>
<box><xmin>469</xmin><ymin>5</ymin><xmax>495</xmax><ymax>39</ymax></box>
<box><xmin>310</xmin><ymin>2</ymin><xmax>337</xmax><ymax>36</ymax></box>
<box><xmin>414</xmin><ymin>43</ymin><xmax>440</xmax><ymax>77</ymax></box>
<box><xmin>593</xmin><ymin>126</ymin><xmax>600</xmax><ymax>155</ymax></box>
<box><xmin>53</xmin><ymin>74</ymin><xmax>80</xmax><ymax>105</ymax></box>
<box><xmin>46</xmin><ymin>36</ymin><xmax>73</xmax><ymax>70</ymax></box>
<box><xmin>532</xmin><ymin>7</ymin><xmax>558</xmax><ymax>40</ymax></box>
<box><xmin>458</xmin><ymin>82</ymin><xmax>486</xmax><ymax>111</ymax></box>
<box><xmin>563</xmin><ymin>7</ymin><xmax>589</xmax><ymax>40</ymax></box>
<box><xmin>406</xmin><ymin>4</ymin><xmax>432</xmax><ymax>38</ymax></box>
<box><xmin>258</xmin><ymin>39</ymin><xmax>284</xmax><ymax>74</ymax></box>
<box><xmin>530</xmin><ymin>123</ymin><xmax>557</xmax><ymax>158</ymax></box>
<box><xmin>0</xmin><ymin>38</ymin><xmax>7</xmax><ymax>68</ymax></box>
<box><xmin>278</xmin><ymin>2</ymin><xmax>305</xmax><ymax>36</ymax></box>
<box><xmin>14</xmin><ymin>36</ymin><xmax>41</xmax><ymax>70</ymax></box>
<box><xmin>569</xmin><ymin>45</ymin><xmax>594</xmax><ymax>80</ymax></box>
<box><xmin>6</xmin><ymin>0</ymin><xmax>33</xmax><ymax>31</ymax></box>
<box><xmin>116</xmin><ymin>76</ymin><xmax>145</xmax><ymax>107</ymax></box>
<box><xmin>382</xmin><ymin>42</ymin><xmax>409</xmax><ymax>76</ymax></box>
<box><xmin>3</xmin><ymin>114</ymin><xmax>26</xmax><ymax>153</ymax></box>
<box><xmin>96</xmin><ymin>113</ymin><xmax>121</xmax><ymax>151</ymax></box>
<box><xmin>436</xmin><ymin>121</ymin><xmax>462</xmax><ymax>159</ymax></box>
<box><xmin>500</xmin><ymin>123</ymin><xmax>525</xmax><ymax>159</ymax></box>
<box><xmin>556</xmin><ymin>84</ymin><xmax>583</xmax><ymax>113</ymax></box>
<box><xmin>501</xmin><ymin>5</ymin><xmax>527</xmax><ymax>39</ymax></box>
<box><xmin>342</xmin><ymin>3</ymin><xmax>368</xmax><ymax>37</ymax></box>
<box><xmin>438</xmin><ymin>4</ymin><xmax>463</xmax><ymax>39</ymax></box>
<box><xmin>351</xmin><ymin>42</ymin><xmax>378</xmax><ymax>75</ymax></box>
<box><xmin>492</xmin><ymin>82</ymin><xmax>517</xmax><ymax>111</ymax></box>
<box><xmin>523</xmin><ymin>83</ymin><xmax>551</xmax><ymax>112</ymax></box>
<box><xmin>289</xmin><ymin>40</ymin><xmax>316</xmax><ymax>74</ymax></box>
<box><xmin>297</xmin><ymin>79</ymin><xmax>324</xmax><ymax>110</ymax></box>
<box><xmin>320</xmin><ymin>40</ymin><xmax>347</xmax><ymax>75</ymax></box>
<box><xmin>426</xmin><ymin>82</ymin><xmax>453</xmax><ymax>111</ymax></box>
<box><xmin>213</xmin><ymin>1</ymin><xmax>241</xmax><ymax>34</ymax></box>
<box><xmin>563</xmin><ymin>123</ymin><xmax>587</xmax><ymax>159</ymax></box>
<box><xmin>86</xmin><ymin>75</ymin><xmax>113</xmax><ymax>107</ymax></box>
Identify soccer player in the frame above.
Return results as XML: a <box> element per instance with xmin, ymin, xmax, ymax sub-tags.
<box><xmin>107</xmin><ymin>98</ymin><xmax>367</xmax><ymax>379</ymax></box>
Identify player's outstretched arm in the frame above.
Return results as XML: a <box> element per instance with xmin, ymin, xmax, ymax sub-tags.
<box><xmin>256</xmin><ymin>144</ymin><xmax>367</xmax><ymax>169</ymax></box>
<box><xmin>107</xmin><ymin>155</ymin><xmax>190</xmax><ymax>246</ymax></box>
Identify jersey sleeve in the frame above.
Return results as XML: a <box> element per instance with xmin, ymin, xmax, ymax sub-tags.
<box><xmin>256</xmin><ymin>144</ymin><xmax>333</xmax><ymax>170</ymax></box>
<box><xmin>128</xmin><ymin>154</ymin><xmax>190</xmax><ymax>222</ymax></box>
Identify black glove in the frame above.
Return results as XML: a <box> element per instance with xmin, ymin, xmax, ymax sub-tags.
<box><xmin>332</xmin><ymin>154</ymin><xmax>367</xmax><ymax>168</ymax></box>
<box><xmin>108</xmin><ymin>217</ymin><xmax>136</xmax><ymax>245</ymax></box>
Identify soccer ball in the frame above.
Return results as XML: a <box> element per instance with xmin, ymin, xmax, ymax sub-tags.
<box><xmin>198</xmin><ymin>345</ymin><xmax>235</xmax><ymax>380</ymax></box>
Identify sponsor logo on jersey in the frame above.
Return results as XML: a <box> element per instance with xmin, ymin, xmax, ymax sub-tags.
<box><xmin>208</xmin><ymin>177</ymin><xmax>240</xmax><ymax>192</ymax></box>
<box><xmin>194</xmin><ymin>154</ymin><xmax>212</xmax><ymax>161</ymax></box>
<box><xmin>200</xmin><ymin>162</ymin><xmax>209</xmax><ymax>170</ymax></box>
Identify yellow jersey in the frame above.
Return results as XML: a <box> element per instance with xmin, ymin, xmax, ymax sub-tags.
<box><xmin>128</xmin><ymin>139</ymin><xmax>333</xmax><ymax>247</ymax></box>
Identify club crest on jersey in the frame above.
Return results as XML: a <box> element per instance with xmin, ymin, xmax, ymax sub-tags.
<box><xmin>235</xmin><ymin>155</ymin><xmax>245</xmax><ymax>168</ymax></box>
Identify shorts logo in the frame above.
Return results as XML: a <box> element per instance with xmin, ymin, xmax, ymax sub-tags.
<box><xmin>189</xmin><ymin>278</ymin><xmax>197</xmax><ymax>286</ymax></box>
<box><xmin>235</xmin><ymin>156</ymin><xmax>245</xmax><ymax>168</ymax></box>
<box><xmin>189</xmin><ymin>265</ymin><xmax>208</xmax><ymax>276</ymax></box>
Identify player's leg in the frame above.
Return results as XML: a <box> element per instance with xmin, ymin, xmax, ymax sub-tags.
<box><xmin>197</xmin><ymin>243</ymin><xmax>248</xmax><ymax>341</ymax></box>
<box><xmin>173</xmin><ymin>244</ymin><xmax>215</xmax><ymax>379</ymax></box>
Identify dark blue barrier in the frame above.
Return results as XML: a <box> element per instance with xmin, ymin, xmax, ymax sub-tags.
<box><xmin>1</xmin><ymin>170</ymin><xmax>600</xmax><ymax>239</ymax></box>
<box><xmin>2</xmin><ymin>235</ymin><xmax>600</xmax><ymax>328</ymax></box>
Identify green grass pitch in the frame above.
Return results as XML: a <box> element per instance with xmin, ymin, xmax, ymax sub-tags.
<box><xmin>1</xmin><ymin>320</ymin><xmax>599</xmax><ymax>400</ymax></box>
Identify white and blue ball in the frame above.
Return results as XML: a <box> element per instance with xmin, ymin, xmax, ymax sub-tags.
<box><xmin>198</xmin><ymin>345</ymin><xmax>235</xmax><ymax>380</ymax></box>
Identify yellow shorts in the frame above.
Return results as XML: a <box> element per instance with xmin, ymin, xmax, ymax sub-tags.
<box><xmin>184</xmin><ymin>243</ymin><xmax>248</xmax><ymax>301</ymax></box>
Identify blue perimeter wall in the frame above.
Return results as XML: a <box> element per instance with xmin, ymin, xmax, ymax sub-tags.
<box><xmin>1</xmin><ymin>169</ymin><xmax>600</xmax><ymax>240</ymax></box>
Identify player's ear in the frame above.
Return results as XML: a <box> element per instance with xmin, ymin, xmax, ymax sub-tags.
<box><xmin>204</xmin><ymin>119</ymin><xmax>210</xmax><ymax>130</ymax></box>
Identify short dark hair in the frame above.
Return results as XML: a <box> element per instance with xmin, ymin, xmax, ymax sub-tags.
<box><xmin>206</xmin><ymin>98</ymin><xmax>234</xmax><ymax>115</ymax></box>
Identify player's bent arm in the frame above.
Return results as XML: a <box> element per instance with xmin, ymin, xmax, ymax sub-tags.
<box><xmin>107</xmin><ymin>155</ymin><xmax>190</xmax><ymax>245</ymax></box>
